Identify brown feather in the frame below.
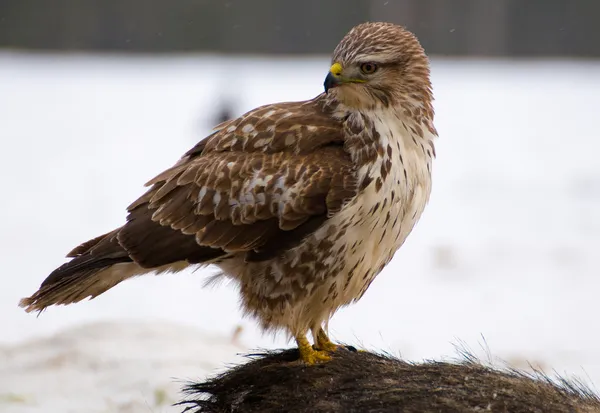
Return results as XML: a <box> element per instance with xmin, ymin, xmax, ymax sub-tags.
<box><xmin>117</xmin><ymin>98</ymin><xmax>357</xmax><ymax>266</ymax></box>
<box><xmin>66</xmin><ymin>229</ymin><xmax>118</xmax><ymax>258</ymax></box>
<box><xmin>19</xmin><ymin>231</ymin><xmax>134</xmax><ymax>312</ymax></box>
<box><xmin>21</xmin><ymin>95</ymin><xmax>359</xmax><ymax>313</ymax></box>
<box><xmin>118</xmin><ymin>206</ymin><xmax>225</xmax><ymax>268</ymax></box>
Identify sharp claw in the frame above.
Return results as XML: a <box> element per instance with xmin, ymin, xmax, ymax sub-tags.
<box><xmin>296</xmin><ymin>334</ymin><xmax>332</xmax><ymax>365</ymax></box>
<box><xmin>315</xmin><ymin>328</ymin><xmax>338</xmax><ymax>352</ymax></box>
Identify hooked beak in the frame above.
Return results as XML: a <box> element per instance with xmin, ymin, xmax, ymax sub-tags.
<box><xmin>324</xmin><ymin>63</ymin><xmax>343</xmax><ymax>94</ymax></box>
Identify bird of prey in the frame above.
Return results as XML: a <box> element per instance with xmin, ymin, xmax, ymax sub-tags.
<box><xmin>20</xmin><ymin>22</ymin><xmax>437</xmax><ymax>364</ymax></box>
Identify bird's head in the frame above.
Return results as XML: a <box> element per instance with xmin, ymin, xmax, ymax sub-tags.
<box><xmin>324</xmin><ymin>22</ymin><xmax>433</xmax><ymax>114</ymax></box>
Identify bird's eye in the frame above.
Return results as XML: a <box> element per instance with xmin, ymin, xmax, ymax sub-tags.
<box><xmin>360</xmin><ymin>63</ymin><xmax>378</xmax><ymax>74</ymax></box>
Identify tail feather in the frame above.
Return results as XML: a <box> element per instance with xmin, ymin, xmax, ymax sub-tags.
<box><xmin>19</xmin><ymin>229</ymin><xmax>130</xmax><ymax>312</ymax></box>
<box><xmin>20</xmin><ymin>207</ymin><xmax>228</xmax><ymax>313</ymax></box>
<box><xmin>18</xmin><ymin>228</ymin><xmax>189</xmax><ymax>313</ymax></box>
<box><xmin>20</xmin><ymin>262</ymin><xmax>128</xmax><ymax>313</ymax></box>
<box><xmin>65</xmin><ymin>230</ymin><xmax>117</xmax><ymax>258</ymax></box>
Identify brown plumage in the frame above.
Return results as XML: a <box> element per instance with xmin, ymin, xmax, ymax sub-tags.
<box><xmin>20</xmin><ymin>22</ymin><xmax>438</xmax><ymax>364</ymax></box>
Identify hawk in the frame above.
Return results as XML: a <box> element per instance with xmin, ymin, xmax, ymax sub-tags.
<box><xmin>20</xmin><ymin>22</ymin><xmax>437</xmax><ymax>364</ymax></box>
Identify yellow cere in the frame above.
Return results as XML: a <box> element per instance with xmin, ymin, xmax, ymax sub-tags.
<box><xmin>329</xmin><ymin>62</ymin><xmax>343</xmax><ymax>76</ymax></box>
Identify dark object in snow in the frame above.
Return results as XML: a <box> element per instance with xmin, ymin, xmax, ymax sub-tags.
<box><xmin>213</xmin><ymin>101</ymin><xmax>235</xmax><ymax>126</ymax></box>
<box><xmin>178</xmin><ymin>347</ymin><xmax>600</xmax><ymax>413</ymax></box>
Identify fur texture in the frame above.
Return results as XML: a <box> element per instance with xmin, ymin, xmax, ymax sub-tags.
<box><xmin>178</xmin><ymin>348</ymin><xmax>600</xmax><ymax>413</ymax></box>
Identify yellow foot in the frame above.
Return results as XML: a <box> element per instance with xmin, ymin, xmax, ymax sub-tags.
<box><xmin>315</xmin><ymin>328</ymin><xmax>338</xmax><ymax>352</ymax></box>
<box><xmin>296</xmin><ymin>335</ymin><xmax>332</xmax><ymax>365</ymax></box>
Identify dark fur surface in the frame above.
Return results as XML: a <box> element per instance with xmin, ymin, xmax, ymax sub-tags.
<box><xmin>178</xmin><ymin>347</ymin><xmax>600</xmax><ymax>413</ymax></box>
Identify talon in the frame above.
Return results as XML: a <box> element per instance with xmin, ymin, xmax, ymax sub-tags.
<box><xmin>296</xmin><ymin>335</ymin><xmax>332</xmax><ymax>365</ymax></box>
<box><xmin>306</xmin><ymin>349</ymin><xmax>332</xmax><ymax>364</ymax></box>
<box><xmin>316</xmin><ymin>328</ymin><xmax>338</xmax><ymax>352</ymax></box>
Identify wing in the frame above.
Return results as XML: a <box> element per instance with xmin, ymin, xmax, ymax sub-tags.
<box><xmin>118</xmin><ymin>97</ymin><xmax>358</xmax><ymax>267</ymax></box>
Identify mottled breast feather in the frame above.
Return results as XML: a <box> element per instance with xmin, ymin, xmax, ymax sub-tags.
<box><xmin>118</xmin><ymin>96</ymin><xmax>358</xmax><ymax>267</ymax></box>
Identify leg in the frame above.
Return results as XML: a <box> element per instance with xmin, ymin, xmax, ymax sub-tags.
<box><xmin>315</xmin><ymin>328</ymin><xmax>338</xmax><ymax>352</ymax></box>
<box><xmin>296</xmin><ymin>334</ymin><xmax>331</xmax><ymax>365</ymax></box>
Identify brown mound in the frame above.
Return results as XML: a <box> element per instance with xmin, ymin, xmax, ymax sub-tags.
<box><xmin>178</xmin><ymin>347</ymin><xmax>599</xmax><ymax>413</ymax></box>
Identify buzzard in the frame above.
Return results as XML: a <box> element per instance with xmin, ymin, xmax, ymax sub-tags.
<box><xmin>20</xmin><ymin>22</ymin><xmax>437</xmax><ymax>364</ymax></box>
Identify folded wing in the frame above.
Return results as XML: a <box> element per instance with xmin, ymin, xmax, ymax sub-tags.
<box><xmin>20</xmin><ymin>97</ymin><xmax>358</xmax><ymax>312</ymax></box>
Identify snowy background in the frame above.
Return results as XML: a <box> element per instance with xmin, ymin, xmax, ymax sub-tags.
<box><xmin>1</xmin><ymin>53</ymin><xmax>599</xmax><ymax>412</ymax></box>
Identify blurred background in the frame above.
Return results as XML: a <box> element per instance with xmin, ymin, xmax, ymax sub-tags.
<box><xmin>1</xmin><ymin>1</ymin><xmax>599</xmax><ymax>412</ymax></box>
<box><xmin>2</xmin><ymin>0</ymin><xmax>600</xmax><ymax>56</ymax></box>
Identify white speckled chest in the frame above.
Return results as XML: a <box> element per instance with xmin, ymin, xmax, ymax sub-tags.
<box><xmin>220</xmin><ymin>110</ymin><xmax>435</xmax><ymax>335</ymax></box>
<box><xmin>316</xmin><ymin>112</ymin><xmax>434</xmax><ymax>306</ymax></box>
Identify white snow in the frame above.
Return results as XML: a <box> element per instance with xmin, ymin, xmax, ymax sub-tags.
<box><xmin>0</xmin><ymin>321</ymin><xmax>246</xmax><ymax>413</ymax></box>
<box><xmin>1</xmin><ymin>53</ymin><xmax>599</xmax><ymax>411</ymax></box>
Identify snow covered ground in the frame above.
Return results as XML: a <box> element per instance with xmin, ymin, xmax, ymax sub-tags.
<box><xmin>1</xmin><ymin>52</ymin><xmax>599</xmax><ymax>411</ymax></box>
<box><xmin>0</xmin><ymin>321</ymin><xmax>246</xmax><ymax>413</ymax></box>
